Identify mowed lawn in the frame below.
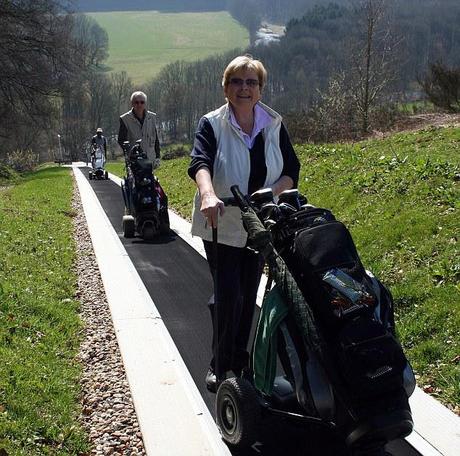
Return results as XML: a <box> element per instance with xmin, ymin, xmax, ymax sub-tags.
<box><xmin>0</xmin><ymin>167</ymin><xmax>88</xmax><ymax>455</ymax></box>
<box><xmin>89</xmin><ymin>10</ymin><xmax>249</xmax><ymax>84</ymax></box>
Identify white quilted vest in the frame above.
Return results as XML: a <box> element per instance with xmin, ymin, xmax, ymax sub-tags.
<box><xmin>191</xmin><ymin>102</ymin><xmax>284</xmax><ymax>247</ymax></box>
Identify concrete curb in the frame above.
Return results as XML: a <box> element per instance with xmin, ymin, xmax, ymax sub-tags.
<box><xmin>74</xmin><ymin>166</ymin><xmax>230</xmax><ymax>456</ymax></box>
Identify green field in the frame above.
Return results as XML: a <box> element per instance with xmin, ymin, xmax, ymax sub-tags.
<box><xmin>89</xmin><ymin>10</ymin><xmax>249</xmax><ymax>84</ymax></box>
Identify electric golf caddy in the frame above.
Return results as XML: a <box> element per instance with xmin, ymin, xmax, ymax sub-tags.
<box><xmin>121</xmin><ymin>139</ymin><xmax>169</xmax><ymax>240</ymax></box>
<box><xmin>88</xmin><ymin>145</ymin><xmax>108</xmax><ymax>180</ymax></box>
<box><xmin>213</xmin><ymin>185</ymin><xmax>415</xmax><ymax>456</ymax></box>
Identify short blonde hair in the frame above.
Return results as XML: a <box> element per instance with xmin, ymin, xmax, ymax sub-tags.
<box><xmin>222</xmin><ymin>55</ymin><xmax>267</xmax><ymax>90</ymax></box>
<box><xmin>130</xmin><ymin>91</ymin><xmax>147</xmax><ymax>104</ymax></box>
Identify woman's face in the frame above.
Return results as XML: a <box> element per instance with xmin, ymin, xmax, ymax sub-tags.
<box><xmin>224</xmin><ymin>68</ymin><xmax>261</xmax><ymax>112</ymax></box>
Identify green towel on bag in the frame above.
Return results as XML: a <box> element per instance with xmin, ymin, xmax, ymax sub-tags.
<box><xmin>253</xmin><ymin>285</ymin><xmax>289</xmax><ymax>396</ymax></box>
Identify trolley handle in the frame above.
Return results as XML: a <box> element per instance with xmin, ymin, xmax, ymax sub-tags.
<box><xmin>230</xmin><ymin>185</ymin><xmax>251</xmax><ymax>212</ymax></box>
<box><xmin>220</xmin><ymin>196</ymin><xmax>237</xmax><ymax>207</ymax></box>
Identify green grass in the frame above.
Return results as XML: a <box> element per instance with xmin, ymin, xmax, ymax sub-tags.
<box><xmin>0</xmin><ymin>164</ymin><xmax>20</xmax><ymax>187</ymax></box>
<box><xmin>0</xmin><ymin>168</ymin><xmax>88</xmax><ymax>455</ymax></box>
<box><xmin>398</xmin><ymin>100</ymin><xmax>435</xmax><ymax>114</ymax></box>
<box><xmin>104</xmin><ymin>161</ymin><xmax>125</xmax><ymax>178</ymax></box>
<box><xmin>110</xmin><ymin>125</ymin><xmax>460</xmax><ymax>409</ymax></box>
<box><xmin>89</xmin><ymin>10</ymin><xmax>249</xmax><ymax>84</ymax></box>
<box><xmin>295</xmin><ymin>127</ymin><xmax>460</xmax><ymax>409</ymax></box>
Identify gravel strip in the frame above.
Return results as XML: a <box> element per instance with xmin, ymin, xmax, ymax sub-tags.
<box><xmin>72</xmin><ymin>176</ymin><xmax>146</xmax><ymax>456</ymax></box>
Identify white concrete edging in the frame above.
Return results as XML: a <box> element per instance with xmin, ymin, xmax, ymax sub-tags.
<box><xmin>74</xmin><ymin>166</ymin><xmax>230</xmax><ymax>456</ymax></box>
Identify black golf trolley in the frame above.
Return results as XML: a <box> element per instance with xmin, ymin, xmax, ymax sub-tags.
<box><xmin>213</xmin><ymin>186</ymin><xmax>416</xmax><ymax>456</ymax></box>
<box><xmin>121</xmin><ymin>139</ymin><xmax>169</xmax><ymax>240</ymax></box>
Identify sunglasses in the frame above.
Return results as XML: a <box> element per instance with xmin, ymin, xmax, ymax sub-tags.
<box><xmin>229</xmin><ymin>77</ymin><xmax>260</xmax><ymax>88</ymax></box>
<box><xmin>134</xmin><ymin>100</ymin><xmax>145</xmax><ymax>105</ymax></box>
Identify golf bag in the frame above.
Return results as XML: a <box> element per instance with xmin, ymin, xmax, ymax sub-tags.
<box><xmin>232</xmin><ymin>186</ymin><xmax>415</xmax><ymax>450</ymax></box>
<box><xmin>121</xmin><ymin>140</ymin><xmax>169</xmax><ymax>239</ymax></box>
<box><xmin>89</xmin><ymin>146</ymin><xmax>108</xmax><ymax>180</ymax></box>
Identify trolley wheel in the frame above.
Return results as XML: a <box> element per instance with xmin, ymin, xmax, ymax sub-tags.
<box><xmin>159</xmin><ymin>210</ymin><xmax>170</xmax><ymax>234</ymax></box>
<box><xmin>142</xmin><ymin>221</ymin><xmax>155</xmax><ymax>240</ymax></box>
<box><xmin>122</xmin><ymin>215</ymin><xmax>135</xmax><ymax>238</ymax></box>
<box><xmin>89</xmin><ymin>172</ymin><xmax>93</xmax><ymax>180</ymax></box>
<box><xmin>105</xmin><ymin>171</ymin><xmax>109</xmax><ymax>180</ymax></box>
<box><xmin>216</xmin><ymin>377</ymin><xmax>260</xmax><ymax>448</ymax></box>
<box><xmin>351</xmin><ymin>446</ymin><xmax>388</xmax><ymax>456</ymax></box>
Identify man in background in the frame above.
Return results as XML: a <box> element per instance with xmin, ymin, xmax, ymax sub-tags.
<box><xmin>91</xmin><ymin>127</ymin><xmax>107</xmax><ymax>160</ymax></box>
<box><xmin>118</xmin><ymin>91</ymin><xmax>161</xmax><ymax>168</ymax></box>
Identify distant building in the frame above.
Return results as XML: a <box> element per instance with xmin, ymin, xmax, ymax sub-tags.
<box><xmin>254</xmin><ymin>23</ymin><xmax>284</xmax><ymax>47</ymax></box>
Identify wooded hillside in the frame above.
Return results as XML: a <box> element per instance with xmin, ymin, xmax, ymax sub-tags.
<box><xmin>148</xmin><ymin>0</ymin><xmax>460</xmax><ymax>142</ymax></box>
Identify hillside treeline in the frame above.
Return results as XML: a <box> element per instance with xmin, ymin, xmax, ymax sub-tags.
<box><xmin>252</xmin><ymin>0</ymin><xmax>460</xmax><ymax>106</ymax></box>
<box><xmin>0</xmin><ymin>0</ymin><xmax>82</xmax><ymax>167</ymax></box>
<box><xmin>60</xmin><ymin>14</ymin><xmax>137</xmax><ymax>161</ymax></box>
<box><xmin>227</xmin><ymin>0</ymin><xmax>339</xmax><ymax>40</ymax></box>
<box><xmin>0</xmin><ymin>1</ymin><xmax>135</xmax><ymax>167</ymax></box>
<box><xmin>149</xmin><ymin>0</ymin><xmax>460</xmax><ymax>142</ymax></box>
<box><xmin>2</xmin><ymin>1</ymin><xmax>459</xmax><ymax>164</ymax></box>
<box><xmin>148</xmin><ymin>51</ymin><xmax>241</xmax><ymax>141</ymax></box>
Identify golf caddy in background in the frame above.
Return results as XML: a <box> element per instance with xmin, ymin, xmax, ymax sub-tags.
<box><xmin>88</xmin><ymin>145</ymin><xmax>108</xmax><ymax>180</ymax></box>
<box><xmin>121</xmin><ymin>139</ymin><xmax>169</xmax><ymax>240</ymax></box>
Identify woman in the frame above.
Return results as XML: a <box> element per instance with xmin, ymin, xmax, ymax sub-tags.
<box><xmin>188</xmin><ymin>55</ymin><xmax>300</xmax><ymax>392</ymax></box>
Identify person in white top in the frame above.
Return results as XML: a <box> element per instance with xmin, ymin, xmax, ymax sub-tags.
<box><xmin>91</xmin><ymin>127</ymin><xmax>107</xmax><ymax>160</ymax></box>
<box><xmin>118</xmin><ymin>91</ymin><xmax>161</xmax><ymax>168</ymax></box>
<box><xmin>188</xmin><ymin>55</ymin><xmax>300</xmax><ymax>392</ymax></box>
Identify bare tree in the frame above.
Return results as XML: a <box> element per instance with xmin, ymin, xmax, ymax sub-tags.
<box><xmin>315</xmin><ymin>71</ymin><xmax>357</xmax><ymax>141</ymax></box>
<box><xmin>61</xmin><ymin>82</ymin><xmax>90</xmax><ymax>161</ymax></box>
<box><xmin>71</xmin><ymin>14</ymin><xmax>109</xmax><ymax>68</ymax></box>
<box><xmin>56</xmin><ymin>12</ymin><xmax>111</xmax><ymax>161</ymax></box>
<box><xmin>0</xmin><ymin>1</ymin><xmax>109</xmax><ymax>163</ymax></box>
<box><xmin>88</xmin><ymin>73</ymin><xmax>112</xmax><ymax>132</ymax></box>
<box><xmin>348</xmin><ymin>0</ymin><xmax>400</xmax><ymax>134</ymax></box>
<box><xmin>111</xmin><ymin>71</ymin><xmax>133</xmax><ymax>117</ymax></box>
<box><xmin>0</xmin><ymin>1</ymin><xmax>77</xmax><ymax>157</ymax></box>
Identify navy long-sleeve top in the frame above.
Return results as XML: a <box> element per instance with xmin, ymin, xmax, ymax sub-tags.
<box><xmin>188</xmin><ymin>117</ymin><xmax>300</xmax><ymax>195</ymax></box>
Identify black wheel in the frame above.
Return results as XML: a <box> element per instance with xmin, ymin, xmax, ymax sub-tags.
<box><xmin>89</xmin><ymin>172</ymin><xmax>93</xmax><ymax>180</ymax></box>
<box><xmin>351</xmin><ymin>442</ymin><xmax>388</xmax><ymax>456</ymax></box>
<box><xmin>122</xmin><ymin>216</ymin><xmax>135</xmax><ymax>238</ymax></box>
<box><xmin>216</xmin><ymin>377</ymin><xmax>260</xmax><ymax>448</ymax></box>
<box><xmin>159</xmin><ymin>210</ymin><xmax>170</xmax><ymax>234</ymax></box>
<box><xmin>142</xmin><ymin>223</ymin><xmax>155</xmax><ymax>240</ymax></box>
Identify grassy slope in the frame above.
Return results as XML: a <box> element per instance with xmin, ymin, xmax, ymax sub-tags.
<box><xmin>296</xmin><ymin>128</ymin><xmax>459</xmax><ymax>410</ymax></box>
<box><xmin>89</xmin><ymin>10</ymin><xmax>249</xmax><ymax>84</ymax></box>
<box><xmin>107</xmin><ymin>126</ymin><xmax>459</xmax><ymax>409</ymax></box>
<box><xmin>0</xmin><ymin>168</ymin><xmax>88</xmax><ymax>455</ymax></box>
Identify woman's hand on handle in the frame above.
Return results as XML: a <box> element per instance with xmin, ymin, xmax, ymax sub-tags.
<box><xmin>201</xmin><ymin>193</ymin><xmax>224</xmax><ymax>228</ymax></box>
<box><xmin>196</xmin><ymin>168</ymin><xmax>225</xmax><ymax>228</ymax></box>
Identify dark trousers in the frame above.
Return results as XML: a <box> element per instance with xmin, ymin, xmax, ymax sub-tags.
<box><xmin>203</xmin><ymin>240</ymin><xmax>264</xmax><ymax>378</ymax></box>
